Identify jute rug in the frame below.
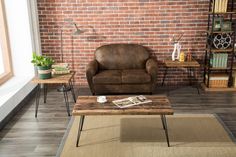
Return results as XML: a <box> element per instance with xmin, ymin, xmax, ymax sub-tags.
<box><xmin>57</xmin><ymin>114</ymin><xmax>236</xmax><ymax>157</ymax></box>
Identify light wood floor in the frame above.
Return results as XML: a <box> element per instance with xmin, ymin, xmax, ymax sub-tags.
<box><xmin>0</xmin><ymin>86</ymin><xmax>236</xmax><ymax>157</ymax></box>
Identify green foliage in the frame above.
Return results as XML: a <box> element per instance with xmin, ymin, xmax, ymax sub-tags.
<box><xmin>31</xmin><ymin>52</ymin><xmax>54</xmax><ymax>67</ymax></box>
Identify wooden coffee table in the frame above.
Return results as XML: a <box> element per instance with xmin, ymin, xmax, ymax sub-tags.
<box><xmin>72</xmin><ymin>95</ymin><xmax>174</xmax><ymax>147</ymax></box>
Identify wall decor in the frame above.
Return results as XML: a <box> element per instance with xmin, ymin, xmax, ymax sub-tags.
<box><xmin>186</xmin><ymin>51</ymin><xmax>192</xmax><ymax>62</ymax></box>
<box><xmin>213</xmin><ymin>33</ymin><xmax>231</xmax><ymax>49</ymax></box>
<box><xmin>222</xmin><ymin>21</ymin><xmax>232</xmax><ymax>31</ymax></box>
<box><xmin>213</xmin><ymin>17</ymin><xmax>222</xmax><ymax>31</ymax></box>
<box><xmin>179</xmin><ymin>52</ymin><xmax>185</xmax><ymax>62</ymax></box>
<box><xmin>171</xmin><ymin>33</ymin><xmax>183</xmax><ymax>61</ymax></box>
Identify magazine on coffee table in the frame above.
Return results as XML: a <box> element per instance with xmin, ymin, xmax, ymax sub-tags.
<box><xmin>112</xmin><ymin>95</ymin><xmax>152</xmax><ymax>108</ymax></box>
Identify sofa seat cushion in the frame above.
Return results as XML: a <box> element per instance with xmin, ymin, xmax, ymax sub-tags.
<box><xmin>93</xmin><ymin>70</ymin><xmax>121</xmax><ymax>84</ymax></box>
<box><xmin>122</xmin><ymin>69</ymin><xmax>151</xmax><ymax>84</ymax></box>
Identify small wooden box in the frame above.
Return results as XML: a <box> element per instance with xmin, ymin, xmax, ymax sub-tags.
<box><xmin>205</xmin><ymin>74</ymin><xmax>229</xmax><ymax>88</ymax></box>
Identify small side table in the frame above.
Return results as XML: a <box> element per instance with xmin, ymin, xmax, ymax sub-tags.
<box><xmin>162</xmin><ymin>60</ymin><xmax>200</xmax><ymax>94</ymax></box>
<box><xmin>31</xmin><ymin>72</ymin><xmax>76</xmax><ymax>117</ymax></box>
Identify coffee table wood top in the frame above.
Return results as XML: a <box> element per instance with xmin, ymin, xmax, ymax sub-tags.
<box><xmin>72</xmin><ymin>96</ymin><xmax>174</xmax><ymax>116</ymax></box>
<box><xmin>31</xmin><ymin>71</ymin><xmax>75</xmax><ymax>84</ymax></box>
<box><xmin>164</xmin><ymin>60</ymin><xmax>200</xmax><ymax>68</ymax></box>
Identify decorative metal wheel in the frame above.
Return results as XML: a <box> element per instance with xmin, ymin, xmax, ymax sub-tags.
<box><xmin>213</xmin><ymin>33</ymin><xmax>231</xmax><ymax>49</ymax></box>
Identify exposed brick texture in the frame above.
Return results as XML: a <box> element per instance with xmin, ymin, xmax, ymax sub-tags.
<box><xmin>37</xmin><ymin>0</ymin><xmax>211</xmax><ymax>86</ymax></box>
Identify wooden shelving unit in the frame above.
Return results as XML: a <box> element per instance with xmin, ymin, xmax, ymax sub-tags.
<box><xmin>207</xmin><ymin>30</ymin><xmax>234</xmax><ymax>34</ymax></box>
<box><xmin>206</xmin><ymin>48</ymin><xmax>234</xmax><ymax>53</ymax></box>
<box><xmin>203</xmin><ymin>0</ymin><xmax>236</xmax><ymax>91</ymax></box>
<box><xmin>208</xmin><ymin>67</ymin><xmax>230</xmax><ymax>70</ymax></box>
<box><xmin>208</xmin><ymin>11</ymin><xmax>236</xmax><ymax>14</ymax></box>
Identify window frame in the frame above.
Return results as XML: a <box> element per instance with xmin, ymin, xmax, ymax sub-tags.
<box><xmin>0</xmin><ymin>0</ymin><xmax>13</xmax><ymax>85</ymax></box>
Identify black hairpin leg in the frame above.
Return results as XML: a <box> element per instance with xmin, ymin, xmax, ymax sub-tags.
<box><xmin>160</xmin><ymin>115</ymin><xmax>166</xmax><ymax>130</ymax></box>
<box><xmin>69</xmin><ymin>80</ymin><xmax>76</xmax><ymax>103</ymax></box>
<box><xmin>80</xmin><ymin>116</ymin><xmax>85</xmax><ymax>131</ymax></box>
<box><xmin>43</xmin><ymin>84</ymin><xmax>48</xmax><ymax>103</ymax></box>
<box><xmin>35</xmin><ymin>84</ymin><xmax>41</xmax><ymax>118</ymax></box>
<box><xmin>162</xmin><ymin>67</ymin><xmax>168</xmax><ymax>86</ymax></box>
<box><xmin>162</xmin><ymin>115</ymin><xmax>170</xmax><ymax>147</ymax></box>
<box><xmin>76</xmin><ymin>115</ymin><xmax>85</xmax><ymax>147</ymax></box>
<box><xmin>196</xmin><ymin>84</ymin><xmax>200</xmax><ymax>95</ymax></box>
<box><xmin>188</xmin><ymin>68</ymin><xmax>200</xmax><ymax>95</ymax></box>
<box><xmin>188</xmin><ymin>68</ymin><xmax>192</xmax><ymax>86</ymax></box>
<box><xmin>63</xmin><ymin>85</ymin><xmax>71</xmax><ymax>116</ymax></box>
<box><xmin>194</xmin><ymin>68</ymin><xmax>200</xmax><ymax>95</ymax></box>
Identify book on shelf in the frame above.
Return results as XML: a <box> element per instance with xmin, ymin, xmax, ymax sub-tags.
<box><xmin>112</xmin><ymin>95</ymin><xmax>152</xmax><ymax>108</ymax></box>
<box><xmin>215</xmin><ymin>53</ymin><xmax>219</xmax><ymax>67</ymax></box>
<box><xmin>212</xmin><ymin>0</ymin><xmax>228</xmax><ymax>13</ymax></box>
<box><xmin>210</xmin><ymin>53</ymin><xmax>228</xmax><ymax>68</ymax></box>
<box><xmin>219</xmin><ymin>54</ymin><xmax>222</xmax><ymax>67</ymax></box>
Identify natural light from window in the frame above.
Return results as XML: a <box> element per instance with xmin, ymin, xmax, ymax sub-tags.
<box><xmin>0</xmin><ymin>43</ymin><xmax>4</xmax><ymax>75</ymax></box>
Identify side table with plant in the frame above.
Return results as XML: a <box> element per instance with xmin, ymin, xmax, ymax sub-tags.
<box><xmin>31</xmin><ymin>53</ymin><xmax>54</xmax><ymax>79</ymax></box>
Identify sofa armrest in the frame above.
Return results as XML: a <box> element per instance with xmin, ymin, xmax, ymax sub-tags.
<box><xmin>146</xmin><ymin>58</ymin><xmax>158</xmax><ymax>84</ymax></box>
<box><xmin>86</xmin><ymin>60</ymin><xmax>98</xmax><ymax>95</ymax></box>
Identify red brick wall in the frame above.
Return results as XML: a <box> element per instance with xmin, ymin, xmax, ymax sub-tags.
<box><xmin>37</xmin><ymin>0</ymin><xmax>209</xmax><ymax>86</ymax></box>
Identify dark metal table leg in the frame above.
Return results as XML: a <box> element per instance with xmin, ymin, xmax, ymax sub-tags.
<box><xmin>76</xmin><ymin>115</ymin><xmax>85</xmax><ymax>147</ymax></box>
<box><xmin>35</xmin><ymin>84</ymin><xmax>41</xmax><ymax>118</ymax></box>
<box><xmin>69</xmin><ymin>80</ymin><xmax>76</xmax><ymax>103</ymax></box>
<box><xmin>194</xmin><ymin>68</ymin><xmax>200</xmax><ymax>95</ymax></box>
<box><xmin>189</xmin><ymin>68</ymin><xmax>200</xmax><ymax>95</ymax></box>
<box><xmin>188</xmin><ymin>68</ymin><xmax>192</xmax><ymax>86</ymax></box>
<box><xmin>80</xmin><ymin>116</ymin><xmax>85</xmax><ymax>131</ymax></box>
<box><xmin>63</xmin><ymin>85</ymin><xmax>71</xmax><ymax>116</ymax></box>
<box><xmin>162</xmin><ymin>115</ymin><xmax>170</xmax><ymax>147</ymax></box>
<box><xmin>196</xmin><ymin>84</ymin><xmax>200</xmax><ymax>95</ymax></box>
<box><xmin>162</xmin><ymin>67</ymin><xmax>168</xmax><ymax>86</ymax></box>
<box><xmin>43</xmin><ymin>84</ymin><xmax>48</xmax><ymax>103</ymax></box>
<box><xmin>160</xmin><ymin>115</ymin><xmax>166</xmax><ymax>130</ymax></box>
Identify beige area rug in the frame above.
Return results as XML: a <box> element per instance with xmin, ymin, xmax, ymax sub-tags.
<box><xmin>58</xmin><ymin>114</ymin><xmax>236</xmax><ymax>157</ymax></box>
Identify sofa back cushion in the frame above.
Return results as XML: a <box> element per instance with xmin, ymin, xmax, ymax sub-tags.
<box><xmin>95</xmin><ymin>44</ymin><xmax>150</xmax><ymax>70</ymax></box>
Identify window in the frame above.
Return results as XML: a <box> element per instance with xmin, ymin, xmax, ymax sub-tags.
<box><xmin>0</xmin><ymin>46</ymin><xmax>4</xmax><ymax>74</ymax></box>
<box><xmin>0</xmin><ymin>0</ymin><xmax>12</xmax><ymax>85</ymax></box>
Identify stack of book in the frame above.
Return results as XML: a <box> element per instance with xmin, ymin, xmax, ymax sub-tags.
<box><xmin>52</xmin><ymin>63</ymin><xmax>70</xmax><ymax>74</ymax></box>
<box><xmin>210</xmin><ymin>53</ymin><xmax>228</xmax><ymax>68</ymax></box>
<box><xmin>212</xmin><ymin>0</ymin><xmax>228</xmax><ymax>13</ymax></box>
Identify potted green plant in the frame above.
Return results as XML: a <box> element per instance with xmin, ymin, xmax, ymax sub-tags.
<box><xmin>31</xmin><ymin>53</ymin><xmax>54</xmax><ymax>79</ymax></box>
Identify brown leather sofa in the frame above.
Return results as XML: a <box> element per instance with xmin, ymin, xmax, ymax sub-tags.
<box><xmin>86</xmin><ymin>44</ymin><xmax>158</xmax><ymax>95</ymax></box>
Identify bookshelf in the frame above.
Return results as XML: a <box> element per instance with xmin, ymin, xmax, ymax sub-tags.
<box><xmin>203</xmin><ymin>0</ymin><xmax>236</xmax><ymax>91</ymax></box>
